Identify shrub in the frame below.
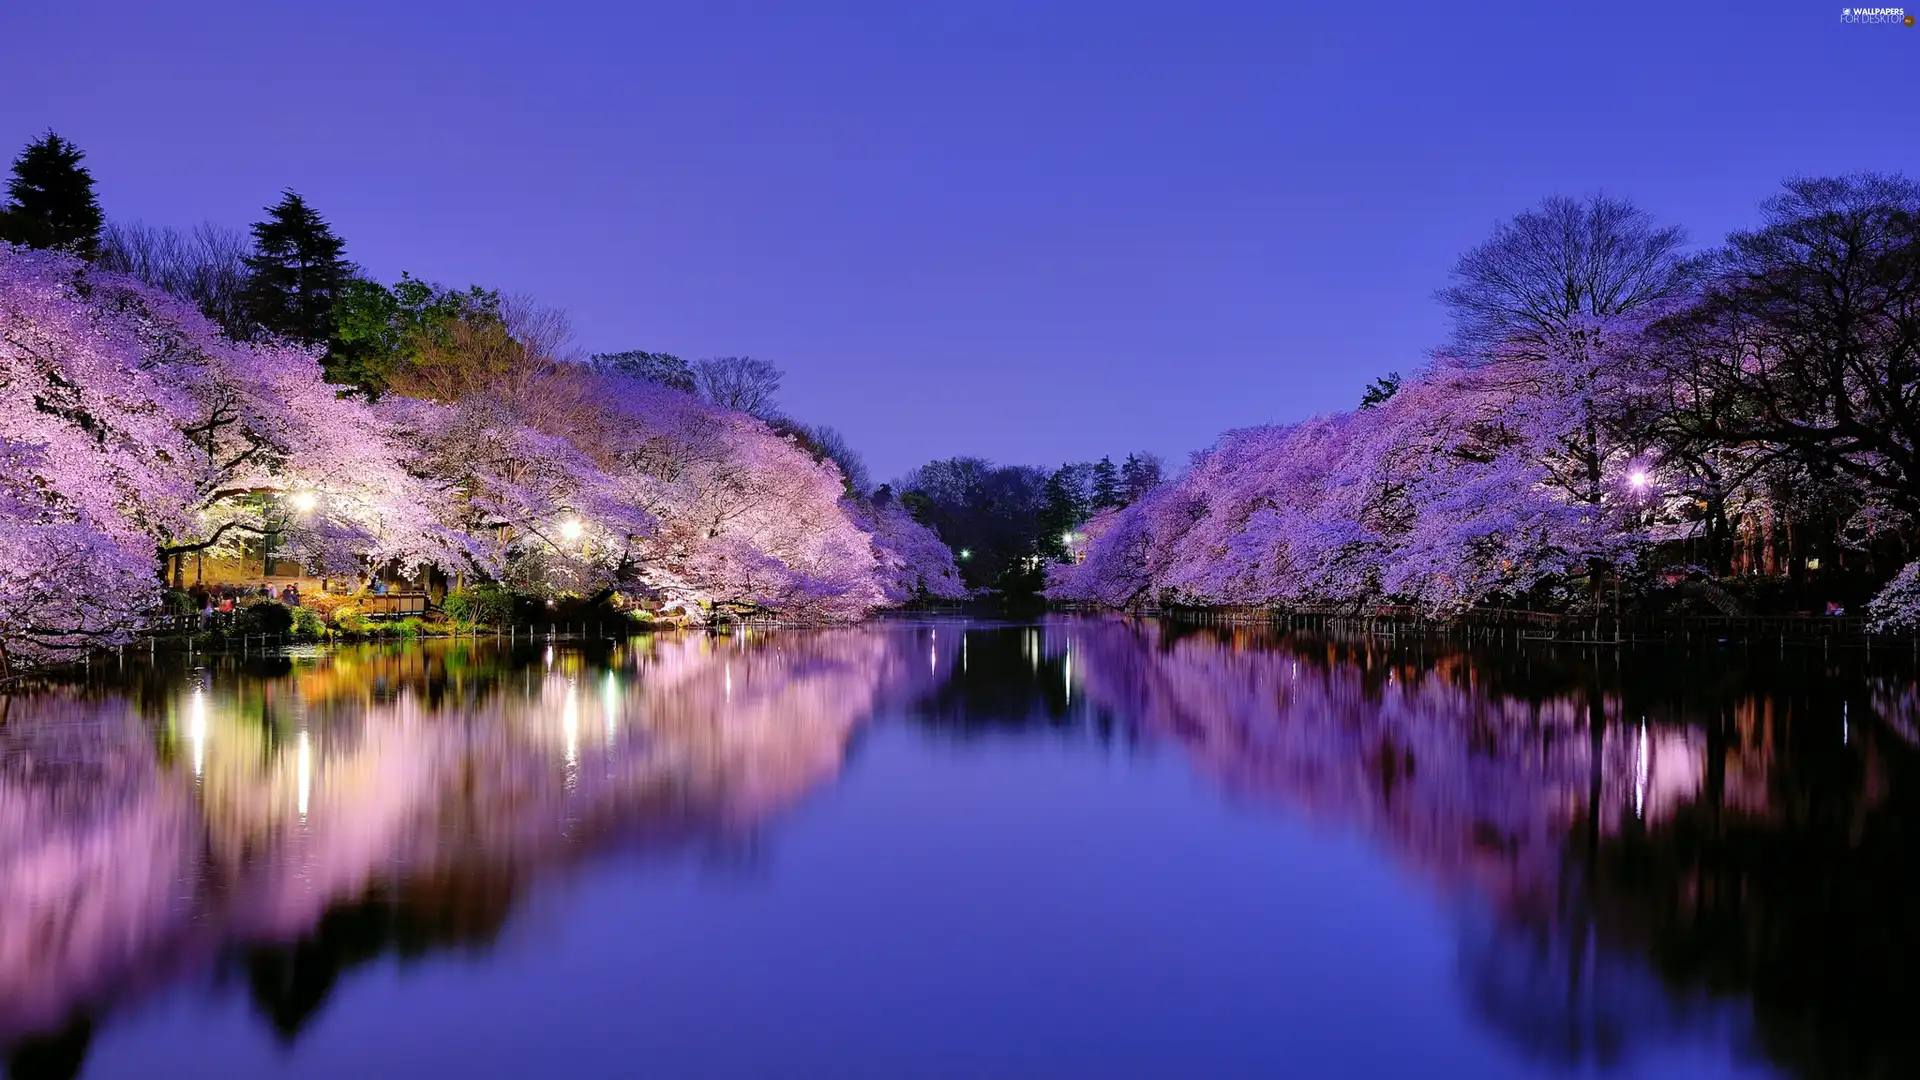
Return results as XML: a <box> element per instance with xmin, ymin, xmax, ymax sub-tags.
<box><xmin>443</xmin><ymin>584</ymin><xmax>515</xmax><ymax>626</ymax></box>
<box><xmin>289</xmin><ymin>606</ymin><xmax>327</xmax><ymax>639</ymax></box>
<box><xmin>237</xmin><ymin>598</ymin><xmax>294</xmax><ymax>635</ymax></box>
<box><xmin>331</xmin><ymin>604</ymin><xmax>370</xmax><ymax>634</ymax></box>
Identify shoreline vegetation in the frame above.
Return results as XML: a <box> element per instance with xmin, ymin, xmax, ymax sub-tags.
<box><xmin>1045</xmin><ymin>177</ymin><xmax>1920</xmax><ymax>639</ymax></box>
<box><xmin>0</xmin><ymin>132</ymin><xmax>970</xmax><ymax>677</ymax></box>
<box><xmin>6</xmin><ymin>129</ymin><xmax>1920</xmax><ymax>674</ymax></box>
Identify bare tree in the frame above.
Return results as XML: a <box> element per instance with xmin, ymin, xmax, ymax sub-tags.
<box><xmin>806</xmin><ymin>425</ymin><xmax>871</xmax><ymax>495</ymax></box>
<box><xmin>500</xmin><ymin>293</ymin><xmax>579</xmax><ymax>364</ymax></box>
<box><xmin>695</xmin><ymin>355</ymin><xmax>783</xmax><ymax>418</ymax></box>
<box><xmin>98</xmin><ymin>220</ymin><xmax>252</xmax><ymax>337</ymax></box>
<box><xmin>1654</xmin><ymin>173</ymin><xmax>1920</xmax><ymax>518</ymax></box>
<box><xmin>1437</xmin><ymin>194</ymin><xmax>1696</xmax><ymax>359</ymax></box>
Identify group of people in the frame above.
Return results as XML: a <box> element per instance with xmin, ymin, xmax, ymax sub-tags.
<box><xmin>186</xmin><ymin>581</ymin><xmax>302</xmax><ymax>615</ymax></box>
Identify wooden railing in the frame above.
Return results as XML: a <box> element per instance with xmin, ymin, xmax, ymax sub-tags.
<box><xmin>358</xmin><ymin>592</ymin><xmax>428</xmax><ymax>618</ymax></box>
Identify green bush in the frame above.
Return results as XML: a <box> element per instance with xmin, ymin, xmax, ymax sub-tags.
<box><xmin>289</xmin><ymin>606</ymin><xmax>327</xmax><ymax>640</ymax></box>
<box><xmin>237</xmin><ymin>598</ymin><xmax>294</xmax><ymax>635</ymax></box>
<box><xmin>394</xmin><ymin>616</ymin><xmax>428</xmax><ymax>639</ymax></box>
<box><xmin>331</xmin><ymin>604</ymin><xmax>370</xmax><ymax>634</ymax></box>
<box><xmin>443</xmin><ymin>585</ymin><xmax>515</xmax><ymax>626</ymax></box>
<box><xmin>441</xmin><ymin>590</ymin><xmax>473</xmax><ymax>622</ymax></box>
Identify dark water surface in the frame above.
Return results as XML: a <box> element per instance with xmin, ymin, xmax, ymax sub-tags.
<box><xmin>2</xmin><ymin>618</ymin><xmax>1916</xmax><ymax>1079</ymax></box>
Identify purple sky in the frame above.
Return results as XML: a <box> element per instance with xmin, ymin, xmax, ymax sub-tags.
<box><xmin>6</xmin><ymin>2</ymin><xmax>1915</xmax><ymax>480</ymax></box>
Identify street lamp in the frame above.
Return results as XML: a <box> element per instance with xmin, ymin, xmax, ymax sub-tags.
<box><xmin>290</xmin><ymin>491</ymin><xmax>318</xmax><ymax>513</ymax></box>
<box><xmin>559</xmin><ymin>518</ymin><xmax>584</xmax><ymax>542</ymax></box>
<box><xmin>1628</xmin><ymin>469</ymin><xmax>1650</xmax><ymax>491</ymax></box>
<box><xmin>958</xmin><ymin>548</ymin><xmax>971</xmax><ymax>561</ymax></box>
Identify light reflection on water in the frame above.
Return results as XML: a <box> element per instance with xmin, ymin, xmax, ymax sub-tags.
<box><xmin>0</xmin><ymin>618</ymin><xmax>1913</xmax><ymax>1079</ymax></box>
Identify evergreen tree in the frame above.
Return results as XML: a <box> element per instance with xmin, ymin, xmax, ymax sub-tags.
<box><xmin>1091</xmin><ymin>456</ymin><xmax>1121</xmax><ymax>510</ymax></box>
<box><xmin>1360</xmin><ymin>371</ymin><xmax>1402</xmax><ymax>409</ymax></box>
<box><xmin>1</xmin><ymin>131</ymin><xmax>104</xmax><ymax>258</ymax></box>
<box><xmin>329</xmin><ymin>273</ymin><xmax>498</xmax><ymax>395</ymax></box>
<box><xmin>242</xmin><ymin>190</ymin><xmax>352</xmax><ymax>345</ymax></box>
<box><xmin>1038</xmin><ymin>464</ymin><xmax>1092</xmax><ymax>561</ymax></box>
<box><xmin>591</xmin><ymin>350</ymin><xmax>696</xmax><ymax>392</ymax></box>
<box><xmin>1120</xmin><ymin>452</ymin><xmax>1163</xmax><ymax>502</ymax></box>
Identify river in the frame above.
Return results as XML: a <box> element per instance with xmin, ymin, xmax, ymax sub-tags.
<box><xmin>0</xmin><ymin>617</ymin><xmax>1910</xmax><ymax>1079</ymax></box>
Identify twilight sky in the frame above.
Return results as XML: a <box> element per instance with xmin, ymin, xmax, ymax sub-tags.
<box><xmin>5</xmin><ymin>1</ymin><xmax>1915</xmax><ymax>480</ymax></box>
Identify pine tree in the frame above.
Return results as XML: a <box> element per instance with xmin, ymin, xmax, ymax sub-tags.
<box><xmin>1360</xmin><ymin>371</ymin><xmax>1402</xmax><ymax>409</ymax></box>
<box><xmin>1091</xmin><ymin>456</ymin><xmax>1121</xmax><ymax>510</ymax></box>
<box><xmin>1038</xmin><ymin>464</ymin><xmax>1092</xmax><ymax>561</ymax></box>
<box><xmin>242</xmin><ymin>190</ymin><xmax>352</xmax><ymax>345</ymax></box>
<box><xmin>1120</xmin><ymin>452</ymin><xmax>1163</xmax><ymax>502</ymax></box>
<box><xmin>1</xmin><ymin>131</ymin><xmax>105</xmax><ymax>258</ymax></box>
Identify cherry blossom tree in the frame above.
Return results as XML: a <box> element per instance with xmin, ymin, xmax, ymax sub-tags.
<box><xmin>0</xmin><ymin>442</ymin><xmax>157</xmax><ymax>674</ymax></box>
<box><xmin>852</xmin><ymin>497</ymin><xmax>967</xmax><ymax>603</ymax></box>
<box><xmin>0</xmin><ymin>246</ymin><xmax>458</xmax><ymax>590</ymax></box>
<box><xmin>1051</xmin><ymin>347</ymin><xmax>1650</xmax><ymax>615</ymax></box>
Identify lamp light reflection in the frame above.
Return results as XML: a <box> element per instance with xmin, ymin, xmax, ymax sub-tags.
<box><xmin>563</xmin><ymin>687</ymin><xmax>580</xmax><ymax>767</ymax></box>
<box><xmin>188</xmin><ymin>688</ymin><xmax>207</xmax><ymax>778</ymax></box>
<box><xmin>1633</xmin><ymin>721</ymin><xmax>1649</xmax><ymax>819</ymax></box>
<box><xmin>604</xmin><ymin>671</ymin><xmax>620</xmax><ymax>740</ymax></box>
<box><xmin>296</xmin><ymin>731</ymin><xmax>311</xmax><ymax>821</ymax></box>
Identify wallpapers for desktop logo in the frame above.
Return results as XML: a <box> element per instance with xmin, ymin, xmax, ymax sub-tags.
<box><xmin>1840</xmin><ymin>6</ymin><xmax>1913</xmax><ymax>24</ymax></box>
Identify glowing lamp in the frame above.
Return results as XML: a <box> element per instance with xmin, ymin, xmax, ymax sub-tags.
<box><xmin>559</xmin><ymin>518</ymin><xmax>584</xmax><ymax>541</ymax></box>
<box><xmin>290</xmin><ymin>491</ymin><xmax>318</xmax><ymax>512</ymax></box>
<box><xmin>1628</xmin><ymin>470</ymin><xmax>1650</xmax><ymax>490</ymax></box>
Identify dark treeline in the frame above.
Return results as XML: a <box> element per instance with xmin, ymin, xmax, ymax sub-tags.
<box><xmin>883</xmin><ymin>452</ymin><xmax>1163</xmax><ymax>597</ymax></box>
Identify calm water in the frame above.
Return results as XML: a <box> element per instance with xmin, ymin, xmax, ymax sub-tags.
<box><xmin>2</xmin><ymin>618</ymin><xmax>1915</xmax><ymax>1079</ymax></box>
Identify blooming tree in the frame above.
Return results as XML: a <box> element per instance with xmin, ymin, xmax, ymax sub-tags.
<box><xmin>0</xmin><ymin>440</ymin><xmax>157</xmax><ymax>673</ymax></box>
<box><xmin>853</xmin><ymin>497</ymin><xmax>968</xmax><ymax>603</ymax></box>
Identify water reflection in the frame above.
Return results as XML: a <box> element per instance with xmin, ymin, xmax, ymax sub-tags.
<box><xmin>0</xmin><ymin>629</ymin><xmax>954</xmax><ymax>1075</ymax></box>
<box><xmin>0</xmin><ymin>619</ymin><xmax>1914</xmax><ymax>1079</ymax></box>
<box><xmin>936</xmin><ymin>618</ymin><xmax>1917</xmax><ymax>1080</ymax></box>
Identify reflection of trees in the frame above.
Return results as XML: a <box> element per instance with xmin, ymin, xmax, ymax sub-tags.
<box><xmin>0</xmin><ymin>689</ymin><xmax>199</xmax><ymax>1046</ymax></box>
<box><xmin>8</xmin><ymin>620</ymin><xmax>1913</xmax><ymax>1078</ymax></box>
<box><xmin>1571</xmin><ymin>703</ymin><xmax>1920</xmax><ymax>1080</ymax></box>
<box><xmin>0</xmin><ymin>629</ymin><xmax>948</xmax><ymax>1062</ymax></box>
<box><xmin>1052</xmin><ymin>617</ymin><xmax>1920</xmax><ymax>1080</ymax></box>
<box><xmin>5</xmin><ymin>1016</ymin><xmax>91</xmax><ymax>1080</ymax></box>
